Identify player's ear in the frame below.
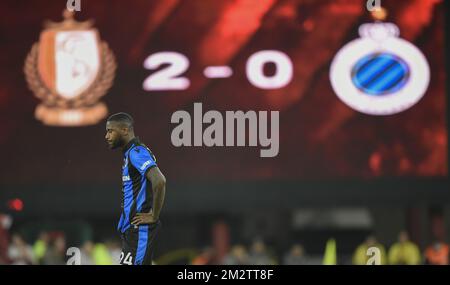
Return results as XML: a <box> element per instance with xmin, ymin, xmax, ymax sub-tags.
<box><xmin>120</xmin><ymin>126</ymin><xmax>129</xmax><ymax>135</ymax></box>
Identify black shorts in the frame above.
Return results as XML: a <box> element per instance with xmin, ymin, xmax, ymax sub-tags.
<box><xmin>119</xmin><ymin>221</ymin><xmax>161</xmax><ymax>265</ymax></box>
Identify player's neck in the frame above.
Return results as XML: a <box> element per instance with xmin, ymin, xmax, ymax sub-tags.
<box><xmin>122</xmin><ymin>136</ymin><xmax>136</xmax><ymax>150</ymax></box>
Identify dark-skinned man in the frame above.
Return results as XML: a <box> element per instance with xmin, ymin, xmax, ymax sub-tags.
<box><xmin>105</xmin><ymin>112</ymin><xmax>166</xmax><ymax>265</ymax></box>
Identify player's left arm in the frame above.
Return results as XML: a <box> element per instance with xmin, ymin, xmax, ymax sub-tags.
<box><xmin>129</xmin><ymin>146</ymin><xmax>166</xmax><ymax>225</ymax></box>
<box><xmin>145</xmin><ymin>167</ymin><xmax>166</xmax><ymax>221</ymax></box>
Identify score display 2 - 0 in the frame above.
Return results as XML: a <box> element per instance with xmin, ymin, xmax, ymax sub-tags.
<box><xmin>142</xmin><ymin>50</ymin><xmax>293</xmax><ymax>91</ymax></box>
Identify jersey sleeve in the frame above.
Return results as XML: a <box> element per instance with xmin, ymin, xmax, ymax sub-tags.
<box><xmin>129</xmin><ymin>146</ymin><xmax>157</xmax><ymax>176</ymax></box>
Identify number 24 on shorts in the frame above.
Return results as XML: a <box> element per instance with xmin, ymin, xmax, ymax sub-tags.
<box><xmin>119</xmin><ymin>252</ymin><xmax>133</xmax><ymax>265</ymax></box>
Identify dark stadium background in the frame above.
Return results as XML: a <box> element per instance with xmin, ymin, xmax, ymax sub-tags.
<box><xmin>0</xmin><ymin>0</ymin><xmax>449</xmax><ymax>264</ymax></box>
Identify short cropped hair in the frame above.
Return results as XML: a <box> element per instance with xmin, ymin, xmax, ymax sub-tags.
<box><xmin>107</xmin><ymin>112</ymin><xmax>134</xmax><ymax>129</ymax></box>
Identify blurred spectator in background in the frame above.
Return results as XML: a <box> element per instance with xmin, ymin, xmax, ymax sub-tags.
<box><xmin>388</xmin><ymin>231</ymin><xmax>421</xmax><ymax>265</ymax></box>
<box><xmin>91</xmin><ymin>240</ymin><xmax>113</xmax><ymax>265</ymax></box>
<box><xmin>191</xmin><ymin>247</ymin><xmax>215</xmax><ymax>265</ymax></box>
<box><xmin>33</xmin><ymin>231</ymin><xmax>49</xmax><ymax>265</ymax></box>
<box><xmin>105</xmin><ymin>239</ymin><xmax>122</xmax><ymax>265</ymax></box>
<box><xmin>42</xmin><ymin>234</ymin><xmax>66</xmax><ymax>265</ymax></box>
<box><xmin>283</xmin><ymin>244</ymin><xmax>309</xmax><ymax>265</ymax></box>
<box><xmin>0</xmin><ymin>214</ymin><xmax>12</xmax><ymax>264</ymax></box>
<box><xmin>8</xmin><ymin>233</ymin><xmax>35</xmax><ymax>265</ymax></box>
<box><xmin>80</xmin><ymin>240</ymin><xmax>94</xmax><ymax>265</ymax></box>
<box><xmin>424</xmin><ymin>240</ymin><xmax>449</xmax><ymax>265</ymax></box>
<box><xmin>222</xmin><ymin>244</ymin><xmax>249</xmax><ymax>265</ymax></box>
<box><xmin>352</xmin><ymin>235</ymin><xmax>387</xmax><ymax>265</ymax></box>
<box><xmin>248</xmin><ymin>239</ymin><xmax>276</xmax><ymax>265</ymax></box>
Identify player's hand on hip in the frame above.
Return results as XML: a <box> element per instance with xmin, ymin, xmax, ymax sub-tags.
<box><xmin>131</xmin><ymin>212</ymin><xmax>157</xmax><ymax>226</ymax></box>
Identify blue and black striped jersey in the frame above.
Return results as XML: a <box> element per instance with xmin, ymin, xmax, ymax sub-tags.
<box><xmin>118</xmin><ymin>138</ymin><xmax>157</xmax><ymax>233</ymax></box>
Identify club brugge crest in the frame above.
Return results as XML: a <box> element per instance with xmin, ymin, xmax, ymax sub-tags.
<box><xmin>330</xmin><ymin>22</ymin><xmax>430</xmax><ymax>115</ymax></box>
<box><xmin>24</xmin><ymin>11</ymin><xmax>116</xmax><ymax>126</ymax></box>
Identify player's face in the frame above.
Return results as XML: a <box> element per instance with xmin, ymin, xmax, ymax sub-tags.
<box><xmin>105</xmin><ymin>121</ymin><xmax>125</xmax><ymax>149</ymax></box>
